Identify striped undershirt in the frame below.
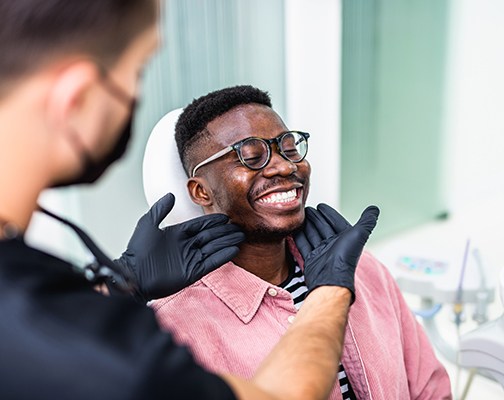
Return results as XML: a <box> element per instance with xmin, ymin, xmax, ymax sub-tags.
<box><xmin>280</xmin><ymin>264</ymin><xmax>357</xmax><ymax>400</ymax></box>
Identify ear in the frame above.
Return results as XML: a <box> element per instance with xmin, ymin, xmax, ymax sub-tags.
<box><xmin>45</xmin><ymin>61</ymin><xmax>100</xmax><ymax>130</ymax></box>
<box><xmin>187</xmin><ymin>177</ymin><xmax>214</xmax><ymax>207</ymax></box>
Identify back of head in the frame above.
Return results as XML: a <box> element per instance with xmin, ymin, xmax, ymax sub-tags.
<box><xmin>175</xmin><ymin>85</ymin><xmax>273</xmax><ymax>175</ymax></box>
<box><xmin>0</xmin><ymin>0</ymin><xmax>157</xmax><ymax>98</ymax></box>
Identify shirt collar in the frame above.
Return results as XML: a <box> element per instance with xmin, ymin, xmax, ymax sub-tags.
<box><xmin>201</xmin><ymin>236</ymin><xmax>303</xmax><ymax>323</ymax></box>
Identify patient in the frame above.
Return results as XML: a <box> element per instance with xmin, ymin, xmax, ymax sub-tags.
<box><xmin>150</xmin><ymin>85</ymin><xmax>452</xmax><ymax>399</ymax></box>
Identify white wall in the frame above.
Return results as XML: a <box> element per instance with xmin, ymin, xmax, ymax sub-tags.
<box><xmin>444</xmin><ymin>0</ymin><xmax>504</xmax><ymax>212</ymax></box>
<box><xmin>284</xmin><ymin>0</ymin><xmax>341</xmax><ymax>209</ymax></box>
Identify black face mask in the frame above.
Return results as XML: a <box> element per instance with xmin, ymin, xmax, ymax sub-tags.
<box><xmin>51</xmin><ymin>71</ymin><xmax>137</xmax><ymax>188</ymax></box>
<box><xmin>53</xmin><ymin>103</ymin><xmax>135</xmax><ymax>187</ymax></box>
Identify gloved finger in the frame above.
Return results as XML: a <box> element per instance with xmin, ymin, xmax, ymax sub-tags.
<box><xmin>132</xmin><ymin>260</ymin><xmax>175</xmax><ymax>301</ymax></box>
<box><xmin>144</xmin><ymin>276</ymin><xmax>183</xmax><ymax>300</ymax></box>
<box><xmin>146</xmin><ymin>193</ymin><xmax>176</xmax><ymax>227</ymax></box>
<box><xmin>339</xmin><ymin>226</ymin><xmax>368</xmax><ymax>256</ymax></box>
<box><xmin>190</xmin><ymin>223</ymin><xmax>244</xmax><ymax>248</ymax></box>
<box><xmin>303</xmin><ymin>208</ymin><xmax>326</xmax><ymax>248</ymax></box>
<box><xmin>302</xmin><ymin>219</ymin><xmax>324</xmax><ymax>250</ymax></box>
<box><xmin>317</xmin><ymin>203</ymin><xmax>351</xmax><ymax>234</ymax></box>
<box><xmin>199</xmin><ymin>231</ymin><xmax>245</xmax><ymax>259</ymax></box>
<box><xmin>305</xmin><ymin>207</ymin><xmax>335</xmax><ymax>240</ymax></box>
<box><xmin>293</xmin><ymin>230</ymin><xmax>313</xmax><ymax>260</ymax></box>
<box><xmin>354</xmin><ymin>205</ymin><xmax>380</xmax><ymax>234</ymax></box>
<box><xmin>179</xmin><ymin>213</ymin><xmax>230</xmax><ymax>236</ymax></box>
<box><xmin>198</xmin><ymin>246</ymin><xmax>242</xmax><ymax>275</ymax></box>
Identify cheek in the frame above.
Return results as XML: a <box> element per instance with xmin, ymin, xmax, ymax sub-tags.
<box><xmin>299</xmin><ymin>161</ymin><xmax>311</xmax><ymax>201</ymax></box>
<box><xmin>209</xmin><ymin>173</ymin><xmax>252</xmax><ymax>214</ymax></box>
<box><xmin>303</xmin><ymin>159</ymin><xmax>311</xmax><ymax>177</ymax></box>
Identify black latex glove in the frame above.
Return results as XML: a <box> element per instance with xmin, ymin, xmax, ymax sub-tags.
<box><xmin>294</xmin><ymin>204</ymin><xmax>379</xmax><ymax>303</ymax></box>
<box><xmin>114</xmin><ymin>193</ymin><xmax>245</xmax><ymax>302</ymax></box>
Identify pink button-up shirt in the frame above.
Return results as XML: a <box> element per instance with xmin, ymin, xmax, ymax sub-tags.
<box><xmin>152</xmin><ymin>247</ymin><xmax>452</xmax><ymax>399</ymax></box>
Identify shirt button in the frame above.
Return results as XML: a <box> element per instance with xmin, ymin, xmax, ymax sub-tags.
<box><xmin>287</xmin><ymin>315</ymin><xmax>296</xmax><ymax>324</ymax></box>
<box><xmin>267</xmin><ymin>288</ymin><xmax>278</xmax><ymax>297</ymax></box>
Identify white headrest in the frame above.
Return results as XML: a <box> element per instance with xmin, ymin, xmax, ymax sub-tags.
<box><xmin>142</xmin><ymin>108</ymin><xmax>204</xmax><ymax>225</ymax></box>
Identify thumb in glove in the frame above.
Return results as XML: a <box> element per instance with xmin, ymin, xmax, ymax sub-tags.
<box><xmin>294</xmin><ymin>204</ymin><xmax>379</xmax><ymax>303</ymax></box>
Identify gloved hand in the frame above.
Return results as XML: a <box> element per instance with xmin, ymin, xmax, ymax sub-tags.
<box><xmin>294</xmin><ymin>204</ymin><xmax>379</xmax><ymax>303</ymax></box>
<box><xmin>114</xmin><ymin>193</ymin><xmax>245</xmax><ymax>302</ymax></box>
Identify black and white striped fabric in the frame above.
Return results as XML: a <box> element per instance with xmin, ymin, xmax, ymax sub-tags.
<box><xmin>280</xmin><ymin>264</ymin><xmax>357</xmax><ymax>400</ymax></box>
<box><xmin>281</xmin><ymin>264</ymin><xmax>309</xmax><ymax>306</ymax></box>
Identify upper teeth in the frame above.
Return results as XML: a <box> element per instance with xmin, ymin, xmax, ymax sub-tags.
<box><xmin>258</xmin><ymin>189</ymin><xmax>297</xmax><ymax>204</ymax></box>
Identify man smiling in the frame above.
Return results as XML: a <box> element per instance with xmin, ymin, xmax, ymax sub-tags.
<box><xmin>151</xmin><ymin>85</ymin><xmax>452</xmax><ymax>399</ymax></box>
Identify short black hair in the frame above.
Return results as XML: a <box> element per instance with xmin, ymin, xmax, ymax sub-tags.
<box><xmin>0</xmin><ymin>0</ymin><xmax>157</xmax><ymax>96</ymax></box>
<box><xmin>175</xmin><ymin>85</ymin><xmax>273</xmax><ymax>175</ymax></box>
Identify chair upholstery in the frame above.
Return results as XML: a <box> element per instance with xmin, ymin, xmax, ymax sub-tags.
<box><xmin>142</xmin><ymin>108</ymin><xmax>203</xmax><ymax>225</ymax></box>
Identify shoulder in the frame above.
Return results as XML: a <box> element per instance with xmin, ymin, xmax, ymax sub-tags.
<box><xmin>150</xmin><ymin>261</ymin><xmax>262</xmax><ymax>313</ymax></box>
<box><xmin>149</xmin><ymin>278</ymin><xmax>224</xmax><ymax>337</ymax></box>
<box><xmin>356</xmin><ymin>251</ymin><xmax>398</xmax><ymax>286</ymax></box>
<box><xmin>352</xmin><ymin>251</ymin><xmax>406</xmax><ymax>312</ymax></box>
<box><xmin>0</xmin><ymin>278</ymin><xmax>233</xmax><ymax>398</ymax></box>
<box><xmin>0</xmin><ymin>239</ymin><xmax>238</xmax><ymax>399</ymax></box>
<box><xmin>149</xmin><ymin>278</ymin><xmax>209</xmax><ymax>311</ymax></box>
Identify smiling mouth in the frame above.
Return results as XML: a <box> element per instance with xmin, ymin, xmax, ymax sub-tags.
<box><xmin>257</xmin><ymin>188</ymin><xmax>299</xmax><ymax>204</ymax></box>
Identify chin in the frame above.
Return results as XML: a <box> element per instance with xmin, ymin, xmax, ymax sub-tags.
<box><xmin>245</xmin><ymin>220</ymin><xmax>303</xmax><ymax>243</ymax></box>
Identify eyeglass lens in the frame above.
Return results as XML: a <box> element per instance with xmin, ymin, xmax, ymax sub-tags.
<box><xmin>239</xmin><ymin>132</ymin><xmax>308</xmax><ymax>169</ymax></box>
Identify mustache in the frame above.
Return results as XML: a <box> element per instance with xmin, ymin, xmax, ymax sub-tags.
<box><xmin>249</xmin><ymin>175</ymin><xmax>306</xmax><ymax>199</ymax></box>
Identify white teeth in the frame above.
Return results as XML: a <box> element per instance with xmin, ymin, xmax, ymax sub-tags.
<box><xmin>258</xmin><ymin>189</ymin><xmax>297</xmax><ymax>204</ymax></box>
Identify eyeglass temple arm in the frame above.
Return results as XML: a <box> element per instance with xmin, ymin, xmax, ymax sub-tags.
<box><xmin>295</xmin><ymin>132</ymin><xmax>310</xmax><ymax>145</ymax></box>
<box><xmin>191</xmin><ymin>146</ymin><xmax>234</xmax><ymax>177</ymax></box>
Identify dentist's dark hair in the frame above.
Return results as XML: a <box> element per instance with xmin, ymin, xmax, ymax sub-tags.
<box><xmin>0</xmin><ymin>0</ymin><xmax>157</xmax><ymax>97</ymax></box>
<box><xmin>175</xmin><ymin>85</ymin><xmax>273</xmax><ymax>176</ymax></box>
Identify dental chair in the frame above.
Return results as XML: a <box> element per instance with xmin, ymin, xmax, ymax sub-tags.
<box><xmin>458</xmin><ymin>267</ymin><xmax>504</xmax><ymax>390</ymax></box>
<box><xmin>142</xmin><ymin>108</ymin><xmax>203</xmax><ymax>224</ymax></box>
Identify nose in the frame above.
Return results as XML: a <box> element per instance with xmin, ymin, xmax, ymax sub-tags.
<box><xmin>261</xmin><ymin>149</ymin><xmax>297</xmax><ymax>178</ymax></box>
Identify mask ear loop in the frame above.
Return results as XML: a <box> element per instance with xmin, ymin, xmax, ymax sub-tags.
<box><xmin>37</xmin><ymin>206</ymin><xmax>138</xmax><ymax>296</ymax></box>
<box><xmin>96</xmin><ymin>63</ymin><xmax>134</xmax><ymax>107</ymax></box>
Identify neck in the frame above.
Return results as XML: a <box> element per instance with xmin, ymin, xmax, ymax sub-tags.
<box><xmin>232</xmin><ymin>237</ymin><xmax>291</xmax><ymax>285</ymax></box>
<box><xmin>0</xmin><ymin>98</ymin><xmax>50</xmax><ymax>233</ymax></box>
<box><xmin>0</xmin><ymin>156</ymin><xmax>45</xmax><ymax>234</ymax></box>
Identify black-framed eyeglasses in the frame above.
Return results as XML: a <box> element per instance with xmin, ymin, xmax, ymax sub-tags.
<box><xmin>191</xmin><ymin>131</ymin><xmax>310</xmax><ymax>177</ymax></box>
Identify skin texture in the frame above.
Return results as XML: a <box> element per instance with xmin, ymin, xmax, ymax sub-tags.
<box><xmin>187</xmin><ymin>104</ymin><xmax>311</xmax><ymax>284</ymax></box>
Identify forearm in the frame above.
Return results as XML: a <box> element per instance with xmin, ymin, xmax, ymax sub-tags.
<box><xmin>223</xmin><ymin>286</ymin><xmax>351</xmax><ymax>400</ymax></box>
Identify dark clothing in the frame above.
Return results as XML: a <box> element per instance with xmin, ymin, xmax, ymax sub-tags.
<box><xmin>0</xmin><ymin>238</ymin><xmax>236</xmax><ymax>399</ymax></box>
